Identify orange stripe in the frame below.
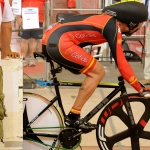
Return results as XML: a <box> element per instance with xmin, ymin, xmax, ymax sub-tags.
<box><xmin>71</xmin><ymin>108</ymin><xmax>81</xmax><ymax>114</ymax></box>
<box><xmin>81</xmin><ymin>57</ymin><xmax>95</xmax><ymax>74</ymax></box>
<box><xmin>131</xmin><ymin>79</ymin><xmax>137</xmax><ymax>85</ymax></box>
<box><xmin>72</xmin><ymin>107</ymin><xmax>81</xmax><ymax>111</ymax></box>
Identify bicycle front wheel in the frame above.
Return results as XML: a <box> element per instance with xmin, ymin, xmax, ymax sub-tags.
<box><xmin>23</xmin><ymin>92</ymin><xmax>63</xmax><ymax>150</ymax></box>
<box><xmin>96</xmin><ymin>93</ymin><xmax>150</xmax><ymax>150</ymax></box>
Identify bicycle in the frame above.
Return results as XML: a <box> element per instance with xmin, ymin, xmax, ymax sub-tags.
<box><xmin>23</xmin><ymin>52</ymin><xmax>150</xmax><ymax>150</ymax></box>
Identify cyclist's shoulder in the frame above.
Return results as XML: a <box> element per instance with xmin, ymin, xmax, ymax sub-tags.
<box><xmin>78</xmin><ymin>14</ymin><xmax>116</xmax><ymax>24</ymax></box>
<box><xmin>102</xmin><ymin>15</ymin><xmax>118</xmax><ymax>34</ymax></box>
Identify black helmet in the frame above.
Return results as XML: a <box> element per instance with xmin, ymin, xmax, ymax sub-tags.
<box><xmin>102</xmin><ymin>1</ymin><xmax>148</xmax><ymax>35</ymax></box>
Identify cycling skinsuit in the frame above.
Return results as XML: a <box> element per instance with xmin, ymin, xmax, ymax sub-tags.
<box><xmin>42</xmin><ymin>14</ymin><xmax>142</xmax><ymax>92</ymax></box>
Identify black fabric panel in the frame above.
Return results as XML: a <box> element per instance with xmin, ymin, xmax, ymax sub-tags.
<box><xmin>60</xmin><ymin>14</ymin><xmax>99</xmax><ymax>24</ymax></box>
<box><xmin>56</xmin><ymin>13</ymin><xmax>78</xmax><ymax>22</ymax></box>
<box><xmin>103</xmin><ymin>17</ymin><xmax>118</xmax><ymax>66</ymax></box>
<box><xmin>78</xmin><ymin>42</ymin><xmax>94</xmax><ymax>48</ymax></box>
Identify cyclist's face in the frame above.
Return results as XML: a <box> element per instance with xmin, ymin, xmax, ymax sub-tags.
<box><xmin>127</xmin><ymin>22</ymin><xmax>144</xmax><ymax>35</ymax></box>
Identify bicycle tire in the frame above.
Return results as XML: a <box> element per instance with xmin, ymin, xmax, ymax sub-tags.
<box><xmin>96</xmin><ymin>93</ymin><xmax>150</xmax><ymax>150</ymax></box>
<box><xmin>23</xmin><ymin>92</ymin><xmax>63</xmax><ymax>150</ymax></box>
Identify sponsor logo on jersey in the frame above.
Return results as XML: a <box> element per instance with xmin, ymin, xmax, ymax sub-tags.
<box><xmin>118</xmin><ymin>39</ymin><xmax>122</xmax><ymax>44</ymax></box>
<box><xmin>75</xmin><ymin>34</ymin><xmax>96</xmax><ymax>38</ymax></box>
<box><xmin>58</xmin><ymin>17</ymin><xmax>65</xmax><ymax>22</ymax></box>
<box><xmin>71</xmin><ymin>52</ymin><xmax>88</xmax><ymax>62</ymax></box>
<box><xmin>64</xmin><ymin>48</ymin><xmax>73</xmax><ymax>54</ymax></box>
<box><xmin>129</xmin><ymin>76</ymin><xmax>135</xmax><ymax>83</ymax></box>
<box><xmin>118</xmin><ymin>27</ymin><xmax>121</xmax><ymax>33</ymax></box>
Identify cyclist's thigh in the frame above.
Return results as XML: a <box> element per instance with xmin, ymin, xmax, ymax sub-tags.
<box><xmin>46</xmin><ymin>34</ymin><xmax>97</xmax><ymax>74</ymax></box>
<box><xmin>31</xmin><ymin>22</ymin><xmax>43</xmax><ymax>39</ymax></box>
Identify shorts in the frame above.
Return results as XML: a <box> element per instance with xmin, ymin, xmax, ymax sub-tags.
<box><xmin>19</xmin><ymin>22</ymin><xmax>43</xmax><ymax>39</ymax></box>
<box><xmin>0</xmin><ymin>67</ymin><xmax>6</xmax><ymax>138</ymax></box>
<box><xmin>42</xmin><ymin>33</ymin><xmax>97</xmax><ymax>74</ymax></box>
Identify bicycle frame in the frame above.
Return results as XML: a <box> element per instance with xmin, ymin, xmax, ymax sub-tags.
<box><xmin>23</xmin><ymin>58</ymin><xmax>137</xmax><ymax>140</ymax></box>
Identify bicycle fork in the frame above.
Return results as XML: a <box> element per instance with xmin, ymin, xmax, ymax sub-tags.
<box><xmin>123</xmin><ymin>94</ymin><xmax>138</xmax><ymax>135</ymax></box>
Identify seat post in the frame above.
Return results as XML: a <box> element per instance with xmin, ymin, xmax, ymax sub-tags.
<box><xmin>46</xmin><ymin>58</ymin><xmax>62</xmax><ymax>83</ymax></box>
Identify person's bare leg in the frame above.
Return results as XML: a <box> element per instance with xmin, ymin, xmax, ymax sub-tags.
<box><xmin>37</xmin><ymin>39</ymin><xmax>42</xmax><ymax>52</ymax></box>
<box><xmin>29</xmin><ymin>38</ymin><xmax>37</xmax><ymax>57</ymax></box>
<box><xmin>73</xmin><ymin>61</ymin><xmax>105</xmax><ymax>110</ymax></box>
<box><xmin>21</xmin><ymin>39</ymin><xmax>28</xmax><ymax>58</ymax></box>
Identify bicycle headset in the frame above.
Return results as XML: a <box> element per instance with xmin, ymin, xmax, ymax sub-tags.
<box><xmin>102</xmin><ymin>0</ymin><xmax>148</xmax><ymax>36</ymax></box>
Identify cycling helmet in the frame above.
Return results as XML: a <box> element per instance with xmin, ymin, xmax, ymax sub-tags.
<box><xmin>102</xmin><ymin>0</ymin><xmax>148</xmax><ymax>36</ymax></box>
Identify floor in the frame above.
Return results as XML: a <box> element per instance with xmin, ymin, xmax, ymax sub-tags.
<box><xmin>76</xmin><ymin>146</ymin><xmax>150</xmax><ymax>150</ymax></box>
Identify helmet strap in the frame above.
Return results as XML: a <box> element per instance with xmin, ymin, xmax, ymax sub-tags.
<box><xmin>123</xmin><ymin>23</ymin><xmax>139</xmax><ymax>36</ymax></box>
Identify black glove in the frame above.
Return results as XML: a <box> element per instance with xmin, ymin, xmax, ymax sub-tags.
<box><xmin>140</xmin><ymin>88</ymin><xmax>150</xmax><ymax>97</ymax></box>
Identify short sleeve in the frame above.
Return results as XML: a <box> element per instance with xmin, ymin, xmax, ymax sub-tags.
<box><xmin>2</xmin><ymin>0</ymin><xmax>14</xmax><ymax>22</ymax></box>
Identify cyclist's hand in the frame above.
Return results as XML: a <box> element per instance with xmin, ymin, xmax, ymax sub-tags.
<box><xmin>7</xmin><ymin>52</ymin><xmax>20</xmax><ymax>58</ymax></box>
<box><xmin>140</xmin><ymin>88</ymin><xmax>150</xmax><ymax>98</ymax></box>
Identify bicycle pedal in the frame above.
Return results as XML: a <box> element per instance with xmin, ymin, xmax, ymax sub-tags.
<box><xmin>75</xmin><ymin>122</ymin><xmax>97</xmax><ymax>133</ymax></box>
<box><xmin>80</xmin><ymin>126</ymin><xmax>97</xmax><ymax>133</ymax></box>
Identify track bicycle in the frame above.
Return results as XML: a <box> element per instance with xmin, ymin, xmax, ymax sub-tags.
<box><xmin>23</xmin><ymin>52</ymin><xmax>150</xmax><ymax>150</ymax></box>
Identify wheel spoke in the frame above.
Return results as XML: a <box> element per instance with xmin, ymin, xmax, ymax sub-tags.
<box><xmin>106</xmin><ymin>129</ymin><xmax>131</xmax><ymax>147</ymax></box>
<box><xmin>139</xmin><ymin>131</ymin><xmax>150</xmax><ymax>140</ymax></box>
<box><xmin>114</xmin><ymin>107</ymin><xmax>131</xmax><ymax>128</ymax></box>
<box><xmin>131</xmin><ymin>137</ymin><xmax>140</xmax><ymax>150</ymax></box>
<box><xmin>136</xmin><ymin>109</ymin><xmax>150</xmax><ymax>131</ymax></box>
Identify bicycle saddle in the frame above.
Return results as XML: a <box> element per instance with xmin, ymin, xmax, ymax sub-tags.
<box><xmin>34</xmin><ymin>52</ymin><xmax>57</xmax><ymax>64</ymax></box>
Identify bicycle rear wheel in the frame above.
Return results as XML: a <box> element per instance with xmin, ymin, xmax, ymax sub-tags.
<box><xmin>23</xmin><ymin>92</ymin><xmax>63</xmax><ymax>150</ymax></box>
<box><xmin>96</xmin><ymin>93</ymin><xmax>150</xmax><ymax>150</ymax></box>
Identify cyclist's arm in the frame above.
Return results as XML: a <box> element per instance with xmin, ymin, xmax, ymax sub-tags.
<box><xmin>103</xmin><ymin>17</ymin><xmax>143</xmax><ymax>93</ymax></box>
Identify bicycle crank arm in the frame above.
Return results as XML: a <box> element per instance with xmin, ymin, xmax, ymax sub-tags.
<box><xmin>68</xmin><ymin>131</ymin><xmax>83</xmax><ymax>140</ymax></box>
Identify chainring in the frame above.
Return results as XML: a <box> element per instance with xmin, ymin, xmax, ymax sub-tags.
<box><xmin>58</xmin><ymin>128</ymin><xmax>81</xmax><ymax>149</ymax></box>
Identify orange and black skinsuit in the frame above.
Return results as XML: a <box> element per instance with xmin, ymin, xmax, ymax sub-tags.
<box><xmin>42</xmin><ymin>14</ymin><xmax>142</xmax><ymax>92</ymax></box>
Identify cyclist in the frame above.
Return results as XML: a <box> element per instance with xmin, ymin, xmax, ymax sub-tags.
<box><xmin>42</xmin><ymin>0</ymin><xmax>150</xmax><ymax>130</ymax></box>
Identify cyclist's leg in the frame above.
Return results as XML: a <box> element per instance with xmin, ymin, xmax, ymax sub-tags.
<box><xmin>73</xmin><ymin>61</ymin><xmax>105</xmax><ymax>110</ymax></box>
<box><xmin>44</xmin><ymin>33</ymin><xmax>105</xmax><ymax>129</ymax></box>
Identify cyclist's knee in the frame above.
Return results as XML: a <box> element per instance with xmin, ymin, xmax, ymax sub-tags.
<box><xmin>95</xmin><ymin>62</ymin><xmax>105</xmax><ymax>77</ymax></box>
<box><xmin>87</xmin><ymin>62</ymin><xmax>105</xmax><ymax>79</ymax></box>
